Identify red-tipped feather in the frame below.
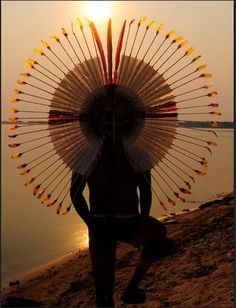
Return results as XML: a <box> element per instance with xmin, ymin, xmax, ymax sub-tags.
<box><xmin>107</xmin><ymin>19</ymin><xmax>113</xmax><ymax>84</ymax></box>
<box><xmin>89</xmin><ymin>22</ymin><xmax>108</xmax><ymax>84</ymax></box>
<box><xmin>114</xmin><ymin>20</ymin><xmax>126</xmax><ymax>83</ymax></box>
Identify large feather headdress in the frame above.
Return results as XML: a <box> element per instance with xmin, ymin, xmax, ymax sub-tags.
<box><xmin>8</xmin><ymin>17</ymin><xmax>221</xmax><ymax>214</ymax></box>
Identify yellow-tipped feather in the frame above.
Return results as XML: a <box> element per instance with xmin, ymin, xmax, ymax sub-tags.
<box><xmin>185</xmin><ymin>47</ymin><xmax>194</xmax><ymax>56</ymax></box>
<box><xmin>178</xmin><ymin>40</ymin><xmax>188</xmax><ymax>48</ymax></box>
<box><xmin>34</xmin><ymin>48</ymin><xmax>45</xmax><ymax>56</ymax></box>
<box><xmin>47</xmin><ymin>198</ymin><xmax>58</xmax><ymax>207</ymax></box>
<box><xmin>20</xmin><ymin>169</ymin><xmax>30</xmax><ymax>175</ymax></box>
<box><xmin>62</xmin><ymin>205</ymin><xmax>72</xmax><ymax>215</ymax></box>
<box><xmin>76</xmin><ymin>18</ymin><xmax>83</xmax><ymax>30</ymax></box>
<box><xmin>56</xmin><ymin>202</ymin><xmax>63</xmax><ymax>214</ymax></box>
<box><xmin>13</xmin><ymin>89</ymin><xmax>22</xmax><ymax>95</ymax></box>
<box><xmin>197</xmin><ymin>64</ymin><xmax>207</xmax><ymax>71</ymax></box>
<box><xmin>9</xmin><ymin>125</ymin><xmax>18</xmax><ymax>130</ymax></box>
<box><xmin>8</xmin><ymin>143</ymin><xmax>20</xmax><ymax>148</ymax></box>
<box><xmin>146</xmin><ymin>20</ymin><xmax>155</xmax><ymax>29</ymax></box>
<box><xmin>200</xmin><ymin>73</ymin><xmax>213</xmax><ymax>78</ymax></box>
<box><xmin>25</xmin><ymin>61</ymin><xmax>34</xmax><ymax>68</ymax></box>
<box><xmin>37</xmin><ymin>189</ymin><xmax>45</xmax><ymax>199</ymax></box>
<box><xmin>8</xmin><ymin>134</ymin><xmax>18</xmax><ymax>138</ymax></box>
<box><xmin>201</xmin><ymin>159</ymin><xmax>208</xmax><ymax>167</ymax></box>
<box><xmin>33</xmin><ymin>184</ymin><xmax>41</xmax><ymax>196</ymax></box>
<box><xmin>194</xmin><ymin>170</ymin><xmax>206</xmax><ymax>176</ymax></box>
<box><xmin>172</xmin><ymin>36</ymin><xmax>183</xmax><ymax>44</ymax></box>
<box><xmin>25</xmin><ymin>177</ymin><xmax>35</xmax><ymax>186</ymax></box>
<box><xmin>167</xmin><ymin>198</ymin><xmax>176</xmax><ymax>206</ymax></box>
<box><xmin>10</xmin><ymin>107</ymin><xmax>19</xmax><ymax>113</ymax></box>
<box><xmin>11</xmin><ymin>153</ymin><xmax>23</xmax><ymax>159</ymax></box>
<box><xmin>192</xmin><ymin>55</ymin><xmax>202</xmax><ymax>62</ymax></box>
<box><xmin>180</xmin><ymin>188</ymin><xmax>191</xmax><ymax>194</ymax></box>
<box><xmin>11</xmin><ymin>98</ymin><xmax>20</xmax><ymax>103</ymax></box>
<box><xmin>50</xmin><ymin>35</ymin><xmax>60</xmax><ymax>42</ymax></box>
<box><xmin>166</xmin><ymin>30</ymin><xmax>175</xmax><ymax>39</ymax></box>
<box><xmin>25</xmin><ymin>59</ymin><xmax>38</xmax><ymax>68</ymax></box>
<box><xmin>156</xmin><ymin>23</ymin><xmax>163</xmax><ymax>34</ymax></box>
<box><xmin>210</xmin><ymin>121</ymin><xmax>219</xmax><ymax>128</ymax></box>
<box><xmin>208</xmin><ymin>91</ymin><xmax>218</xmax><ymax>97</ymax></box>
<box><xmin>41</xmin><ymin>194</ymin><xmax>51</xmax><ymax>204</ymax></box>
<box><xmin>210</xmin><ymin>111</ymin><xmax>222</xmax><ymax>116</ymax></box>
<box><xmin>207</xmin><ymin>141</ymin><xmax>218</xmax><ymax>146</ymax></box>
<box><xmin>209</xmin><ymin>103</ymin><xmax>219</xmax><ymax>107</ymax></box>
<box><xmin>61</xmin><ymin>27</ymin><xmax>68</xmax><ymax>37</ymax></box>
<box><xmin>20</xmin><ymin>72</ymin><xmax>31</xmax><ymax>77</ymax></box>
<box><xmin>17</xmin><ymin>163</ymin><xmax>28</xmax><ymax>169</ymax></box>
<box><xmin>138</xmin><ymin>16</ymin><xmax>147</xmax><ymax>26</ymax></box>
<box><xmin>8</xmin><ymin>117</ymin><xmax>18</xmax><ymax>123</ymax></box>
<box><xmin>185</xmin><ymin>182</ymin><xmax>191</xmax><ymax>190</ymax></box>
<box><xmin>160</xmin><ymin>201</ymin><xmax>167</xmax><ymax>211</ymax></box>
<box><xmin>41</xmin><ymin>40</ymin><xmax>51</xmax><ymax>49</ymax></box>
<box><xmin>28</xmin><ymin>59</ymin><xmax>38</xmax><ymax>64</ymax></box>
<box><xmin>174</xmin><ymin>193</ymin><xmax>185</xmax><ymax>202</ymax></box>
<box><xmin>16</xmin><ymin>80</ymin><xmax>26</xmax><ymax>85</ymax></box>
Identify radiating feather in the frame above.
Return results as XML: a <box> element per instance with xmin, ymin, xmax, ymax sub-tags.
<box><xmin>89</xmin><ymin>22</ymin><xmax>108</xmax><ymax>84</ymax></box>
<box><xmin>114</xmin><ymin>20</ymin><xmax>126</xmax><ymax>83</ymax></box>
<box><xmin>107</xmin><ymin>19</ymin><xmax>113</xmax><ymax>84</ymax></box>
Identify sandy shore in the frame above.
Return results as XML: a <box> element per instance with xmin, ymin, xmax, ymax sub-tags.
<box><xmin>2</xmin><ymin>193</ymin><xmax>233</xmax><ymax>308</ymax></box>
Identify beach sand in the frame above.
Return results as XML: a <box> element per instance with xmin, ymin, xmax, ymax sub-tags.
<box><xmin>2</xmin><ymin>193</ymin><xmax>233</xmax><ymax>308</ymax></box>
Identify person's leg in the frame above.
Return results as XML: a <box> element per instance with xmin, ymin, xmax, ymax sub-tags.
<box><xmin>122</xmin><ymin>216</ymin><xmax>174</xmax><ymax>303</ymax></box>
<box><xmin>89</xmin><ymin>223</ymin><xmax>117</xmax><ymax>308</ymax></box>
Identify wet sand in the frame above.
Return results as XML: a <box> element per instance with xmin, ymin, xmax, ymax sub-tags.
<box><xmin>2</xmin><ymin>193</ymin><xmax>233</xmax><ymax>308</ymax></box>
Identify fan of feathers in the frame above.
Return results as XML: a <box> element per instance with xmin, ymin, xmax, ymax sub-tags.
<box><xmin>8</xmin><ymin>17</ymin><xmax>221</xmax><ymax>215</ymax></box>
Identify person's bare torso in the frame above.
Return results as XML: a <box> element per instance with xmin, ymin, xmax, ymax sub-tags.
<box><xmin>87</xmin><ymin>143</ymin><xmax>139</xmax><ymax>216</ymax></box>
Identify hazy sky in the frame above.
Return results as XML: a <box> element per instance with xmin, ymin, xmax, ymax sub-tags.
<box><xmin>2</xmin><ymin>1</ymin><xmax>233</xmax><ymax>121</ymax></box>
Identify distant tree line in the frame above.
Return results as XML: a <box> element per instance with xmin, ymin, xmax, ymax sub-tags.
<box><xmin>178</xmin><ymin>121</ymin><xmax>233</xmax><ymax>129</ymax></box>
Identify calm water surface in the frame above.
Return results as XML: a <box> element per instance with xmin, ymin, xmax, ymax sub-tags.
<box><xmin>2</xmin><ymin>129</ymin><xmax>233</xmax><ymax>283</ymax></box>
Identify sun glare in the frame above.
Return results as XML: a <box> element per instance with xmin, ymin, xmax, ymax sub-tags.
<box><xmin>83</xmin><ymin>1</ymin><xmax>112</xmax><ymax>21</ymax></box>
<box><xmin>82</xmin><ymin>232</ymin><xmax>89</xmax><ymax>248</ymax></box>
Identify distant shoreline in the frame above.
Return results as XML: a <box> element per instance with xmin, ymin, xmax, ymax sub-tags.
<box><xmin>1</xmin><ymin>121</ymin><xmax>234</xmax><ymax>129</ymax></box>
<box><xmin>178</xmin><ymin>121</ymin><xmax>233</xmax><ymax>129</ymax></box>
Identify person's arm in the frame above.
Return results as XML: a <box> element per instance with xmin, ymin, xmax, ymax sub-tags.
<box><xmin>70</xmin><ymin>172</ymin><xmax>91</xmax><ymax>227</ymax></box>
<box><xmin>138</xmin><ymin>170</ymin><xmax>152</xmax><ymax>216</ymax></box>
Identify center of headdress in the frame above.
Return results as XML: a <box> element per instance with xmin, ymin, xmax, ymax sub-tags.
<box><xmin>79</xmin><ymin>84</ymin><xmax>145</xmax><ymax>139</ymax></box>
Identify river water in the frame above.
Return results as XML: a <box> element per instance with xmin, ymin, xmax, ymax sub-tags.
<box><xmin>1</xmin><ymin>128</ymin><xmax>233</xmax><ymax>283</ymax></box>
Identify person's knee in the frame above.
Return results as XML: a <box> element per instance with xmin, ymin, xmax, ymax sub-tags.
<box><xmin>149</xmin><ymin>221</ymin><xmax>167</xmax><ymax>242</ymax></box>
<box><xmin>141</xmin><ymin>236</ymin><xmax>173</xmax><ymax>263</ymax></box>
<box><xmin>147</xmin><ymin>216</ymin><xmax>167</xmax><ymax>240</ymax></box>
<box><xmin>158</xmin><ymin>222</ymin><xmax>167</xmax><ymax>238</ymax></box>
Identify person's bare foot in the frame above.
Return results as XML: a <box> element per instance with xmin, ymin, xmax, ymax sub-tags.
<box><xmin>121</xmin><ymin>287</ymin><xmax>146</xmax><ymax>304</ymax></box>
<box><xmin>162</xmin><ymin>237</ymin><xmax>176</xmax><ymax>257</ymax></box>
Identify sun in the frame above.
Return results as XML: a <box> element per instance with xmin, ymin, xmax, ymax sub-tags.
<box><xmin>83</xmin><ymin>1</ymin><xmax>112</xmax><ymax>21</ymax></box>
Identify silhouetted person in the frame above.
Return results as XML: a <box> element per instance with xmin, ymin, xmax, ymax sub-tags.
<box><xmin>70</xmin><ymin>138</ymin><xmax>173</xmax><ymax>308</ymax></box>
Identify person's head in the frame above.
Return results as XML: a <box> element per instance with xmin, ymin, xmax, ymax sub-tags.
<box><xmin>79</xmin><ymin>84</ymin><xmax>144</xmax><ymax>147</ymax></box>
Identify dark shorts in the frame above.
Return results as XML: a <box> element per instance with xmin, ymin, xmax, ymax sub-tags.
<box><xmin>89</xmin><ymin>214</ymin><xmax>167</xmax><ymax>248</ymax></box>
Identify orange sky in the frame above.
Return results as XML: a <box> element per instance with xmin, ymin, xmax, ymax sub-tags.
<box><xmin>2</xmin><ymin>1</ymin><xmax>233</xmax><ymax>121</ymax></box>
